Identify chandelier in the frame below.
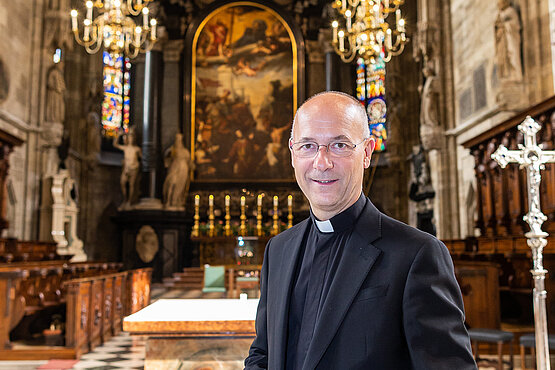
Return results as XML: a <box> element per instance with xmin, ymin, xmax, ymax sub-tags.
<box><xmin>331</xmin><ymin>0</ymin><xmax>407</xmax><ymax>64</ymax></box>
<box><xmin>70</xmin><ymin>0</ymin><xmax>158</xmax><ymax>58</ymax></box>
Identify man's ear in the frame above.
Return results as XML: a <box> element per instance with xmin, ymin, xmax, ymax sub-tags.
<box><xmin>364</xmin><ymin>137</ymin><xmax>375</xmax><ymax>169</ymax></box>
<box><xmin>289</xmin><ymin>138</ymin><xmax>295</xmax><ymax>168</ymax></box>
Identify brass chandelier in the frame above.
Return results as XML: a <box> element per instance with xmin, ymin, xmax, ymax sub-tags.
<box><xmin>70</xmin><ymin>0</ymin><xmax>158</xmax><ymax>58</ymax></box>
<box><xmin>331</xmin><ymin>0</ymin><xmax>407</xmax><ymax>64</ymax></box>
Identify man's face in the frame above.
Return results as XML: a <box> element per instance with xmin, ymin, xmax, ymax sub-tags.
<box><xmin>291</xmin><ymin>95</ymin><xmax>375</xmax><ymax>220</ymax></box>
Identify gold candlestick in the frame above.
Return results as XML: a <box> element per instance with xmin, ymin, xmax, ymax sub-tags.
<box><xmin>208</xmin><ymin>194</ymin><xmax>215</xmax><ymax>237</ymax></box>
<box><xmin>240</xmin><ymin>196</ymin><xmax>247</xmax><ymax>235</ymax></box>
<box><xmin>287</xmin><ymin>194</ymin><xmax>293</xmax><ymax>229</ymax></box>
<box><xmin>272</xmin><ymin>195</ymin><xmax>279</xmax><ymax>235</ymax></box>
<box><xmin>224</xmin><ymin>195</ymin><xmax>231</xmax><ymax>236</ymax></box>
<box><xmin>257</xmin><ymin>194</ymin><xmax>263</xmax><ymax>236</ymax></box>
<box><xmin>192</xmin><ymin>194</ymin><xmax>200</xmax><ymax>237</ymax></box>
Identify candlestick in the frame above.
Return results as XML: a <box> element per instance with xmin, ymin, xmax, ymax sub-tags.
<box><xmin>272</xmin><ymin>196</ymin><xmax>279</xmax><ymax>236</ymax></box>
<box><xmin>287</xmin><ymin>195</ymin><xmax>293</xmax><ymax>229</ymax></box>
<box><xmin>192</xmin><ymin>195</ymin><xmax>200</xmax><ymax>237</ymax></box>
<box><xmin>225</xmin><ymin>195</ymin><xmax>231</xmax><ymax>237</ymax></box>
<box><xmin>240</xmin><ymin>196</ymin><xmax>247</xmax><ymax>235</ymax></box>
<box><xmin>257</xmin><ymin>195</ymin><xmax>263</xmax><ymax>237</ymax></box>
<box><xmin>208</xmin><ymin>194</ymin><xmax>215</xmax><ymax>237</ymax></box>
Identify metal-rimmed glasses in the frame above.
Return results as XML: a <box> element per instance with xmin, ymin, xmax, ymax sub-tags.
<box><xmin>289</xmin><ymin>137</ymin><xmax>369</xmax><ymax>158</ymax></box>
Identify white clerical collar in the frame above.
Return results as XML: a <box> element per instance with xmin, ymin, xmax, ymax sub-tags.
<box><xmin>315</xmin><ymin>219</ymin><xmax>334</xmax><ymax>233</ymax></box>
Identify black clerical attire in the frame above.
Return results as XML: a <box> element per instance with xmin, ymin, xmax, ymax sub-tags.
<box><xmin>245</xmin><ymin>193</ymin><xmax>476</xmax><ymax>370</ymax></box>
<box><xmin>286</xmin><ymin>195</ymin><xmax>366</xmax><ymax>369</ymax></box>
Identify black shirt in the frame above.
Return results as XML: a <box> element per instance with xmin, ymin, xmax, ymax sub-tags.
<box><xmin>286</xmin><ymin>194</ymin><xmax>367</xmax><ymax>369</ymax></box>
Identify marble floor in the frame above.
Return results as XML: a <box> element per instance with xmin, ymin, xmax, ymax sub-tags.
<box><xmin>0</xmin><ymin>286</ymin><xmax>548</xmax><ymax>369</ymax></box>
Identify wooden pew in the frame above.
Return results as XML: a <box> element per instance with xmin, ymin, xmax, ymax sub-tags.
<box><xmin>0</xmin><ymin>270</ymin><xmax>27</xmax><ymax>349</ymax></box>
<box><xmin>64</xmin><ymin>268</ymin><xmax>151</xmax><ymax>357</ymax></box>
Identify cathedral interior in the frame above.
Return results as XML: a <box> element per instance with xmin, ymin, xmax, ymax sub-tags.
<box><xmin>1</xmin><ymin>0</ymin><xmax>555</xmax><ymax>368</ymax></box>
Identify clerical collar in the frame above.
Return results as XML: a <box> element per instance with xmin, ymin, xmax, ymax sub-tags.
<box><xmin>310</xmin><ymin>194</ymin><xmax>367</xmax><ymax>233</ymax></box>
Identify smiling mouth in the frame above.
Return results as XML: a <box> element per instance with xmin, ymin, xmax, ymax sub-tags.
<box><xmin>312</xmin><ymin>179</ymin><xmax>338</xmax><ymax>184</ymax></box>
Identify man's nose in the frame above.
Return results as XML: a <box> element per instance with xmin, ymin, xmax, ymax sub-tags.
<box><xmin>313</xmin><ymin>146</ymin><xmax>333</xmax><ymax>170</ymax></box>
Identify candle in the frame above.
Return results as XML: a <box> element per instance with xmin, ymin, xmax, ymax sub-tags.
<box><xmin>396</xmin><ymin>9</ymin><xmax>400</xmax><ymax>25</ymax></box>
<box><xmin>142</xmin><ymin>7</ymin><xmax>149</xmax><ymax>28</ymax></box>
<box><xmin>345</xmin><ymin>10</ymin><xmax>351</xmax><ymax>31</ymax></box>
<box><xmin>386</xmin><ymin>29</ymin><xmax>392</xmax><ymax>49</ymax></box>
<box><xmin>241</xmin><ymin>196</ymin><xmax>246</xmax><ymax>207</ymax></box>
<box><xmin>70</xmin><ymin>10</ymin><xmax>78</xmax><ymax>31</ymax></box>
<box><xmin>288</xmin><ymin>195</ymin><xmax>292</xmax><ymax>208</ymax></box>
<box><xmin>150</xmin><ymin>19</ymin><xmax>157</xmax><ymax>40</ymax></box>
<box><xmin>257</xmin><ymin>194</ymin><xmax>262</xmax><ymax>207</ymax></box>
<box><xmin>86</xmin><ymin>1</ymin><xmax>93</xmax><ymax>21</ymax></box>
<box><xmin>209</xmin><ymin>194</ymin><xmax>214</xmax><ymax>207</ymax></box>
<box><xmin>195</xmin><ymin>194</ymin><xmax>199</xmax><ymax>207</ymax></box>
<box><xmin>135</xmin><ymin>26</ymin><xmax>141</xmax><ymax>45</ymax></box>
<box><xmin>273</xmin><ymin>196</ymin><xmax>278</xmax><ymax>208</ymax></box>
<box><xmin>341</xmin><ymin>0</ymin><xmax>346</xmax><ymax>12</ymax></box>
<box><xmin>225</xmin><ymin>195</ymin><xmax>230</xmax><ymax>207</ymax></box>
<box><xmin>332</xmin><ymin>21</ymin><xmax>338</xmax><ymax>43</ymax></box>
<box><xmin>339</xmin><ymin>31</ymin><xmax>345</xmax><ymax>52</ymax></box>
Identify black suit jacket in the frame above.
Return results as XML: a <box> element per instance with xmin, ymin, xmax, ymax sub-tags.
<box><xmin>245</xmin><ymin>198</ymin><xmax>476</xmax><ymax>370</ymax></box>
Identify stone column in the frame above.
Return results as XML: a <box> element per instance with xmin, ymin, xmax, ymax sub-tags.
<box><xmin>161</xmin><ymin>40</ymin><xmax>184</xmax><ymax>150</ymax></box>
<box><xmin>136</xmin><ymin>50</ymin><xmax>163</xmax><ymax>209</ymax></box>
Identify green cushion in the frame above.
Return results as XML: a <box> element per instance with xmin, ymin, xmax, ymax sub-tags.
<box><xmin>202</xmin><ymin>265</ymin><xmax>226</xmax><ymax>293</ymax></box>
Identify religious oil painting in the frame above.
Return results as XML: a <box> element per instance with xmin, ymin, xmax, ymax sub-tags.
<box><xmin>191</xmin><ymin>2</ymin><xmax>297</xmax><ymax>181</ymax></box>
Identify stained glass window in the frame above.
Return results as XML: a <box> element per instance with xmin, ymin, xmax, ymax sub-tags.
<box><xmin>101</xmin><ymin>51</ymin><xmax>131</xmax><ymax>137</ymax></box>
<box><xmin>356</xmin><ymin>56</ymin><xmax>387</xmax><ymax>152</ymax></box>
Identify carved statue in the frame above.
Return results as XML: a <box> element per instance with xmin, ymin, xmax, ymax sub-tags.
<box><xmin>113</xmin><ymin>130</ymin><xmax>142</xmax><ymax>209</ymax></box>
<box><xmin>45</xmin><ymin>63</ymin><xmax>66</xmax><ymax>123</ymax></box>
<box><xmin>408</xmin><ymin>146</ymin><xmax>436</xmax><ymax>236</ymax></box>
<box><xmin>495</xmin><ymin>0</ymin><xmax>522</xmax><ymax>81</ymax></box>
<box><xmin>163</xmin><ymin>133</ymin><xmax>191</xmax><ymax>209</ymax></box>
<box><xmin>419</xmin><ymin>62</ymin><xmax>442</xmax><ymax>150</ymax></box>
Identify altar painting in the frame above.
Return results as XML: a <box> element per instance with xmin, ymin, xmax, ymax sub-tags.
<box><xmin>192</xmin><ymin>3</ymin><xmax>296</xmax><ymax>181</ymax></box>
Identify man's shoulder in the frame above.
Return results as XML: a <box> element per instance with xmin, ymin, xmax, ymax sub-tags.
<box><xmin>373</xmin><ymin>210</ymin><xmax>443</xmax><ymax>252</ymax></box>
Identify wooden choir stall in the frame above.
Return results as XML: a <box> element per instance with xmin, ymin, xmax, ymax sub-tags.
<box><xmin>0</xmin><ymin>239</ymin><xmax>152</xmax><ymax>360</ymax></box>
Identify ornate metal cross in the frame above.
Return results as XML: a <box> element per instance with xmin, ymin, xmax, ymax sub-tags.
<box><xmin>491</xmin><ymin>116</ymin><xmax>555</xmax><ymax>370</ymax></box>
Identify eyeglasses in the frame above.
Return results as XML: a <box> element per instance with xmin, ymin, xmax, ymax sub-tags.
<box><xmin>289</xmin><ymin>137</ymin><xmax>368</xmax><ymax>158</ymax></box>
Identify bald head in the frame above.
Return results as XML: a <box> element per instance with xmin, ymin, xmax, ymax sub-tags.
<box><xmin>291</xmin><ymin>91</ymin><xmax>370</xmax><ymax>141</ymax></box>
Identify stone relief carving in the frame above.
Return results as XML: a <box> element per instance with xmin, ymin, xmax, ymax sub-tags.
<box><xmin>495</xmin><ymin>0</ymin><xmax>522</xmax><ymax>81</ymax></box>
<box><xmin>113</xmin><ymin>130</ymin><xmax>142</xmax><ymax>210</ymax></box>
<box><xmin>163</xmin><ymin>133</ymin><xmax>191</xmax><ymax>210</ymax></box>
<box><xmin>45</xmin><ymin>63</ymin><xmax>66</xmax><ymax>123</ymax></box>
<box><xmin>136</xmin><ymin>225</ymin><xmax>159</xmax><ymax>263</ymax></box>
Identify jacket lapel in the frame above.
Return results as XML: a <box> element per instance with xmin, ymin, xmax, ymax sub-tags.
<box><xmin>271</xmin><ymin>219</ymin><xmax>310</xmax><ymax>370</ymax></box>
<box><xmin>302</xmin><ymin>199</ymin><xmax>383</xmax><ymax>370</ymax></box>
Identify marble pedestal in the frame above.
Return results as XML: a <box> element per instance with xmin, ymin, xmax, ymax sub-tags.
<box><xmin>123</xmin><ymin>299</ymin><xmax>258</xmax><ymax>370</ymax></box>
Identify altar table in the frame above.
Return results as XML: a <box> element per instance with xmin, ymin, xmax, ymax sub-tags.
<box><xmin>123</xmin><ymin>299</ymin><xmax>258</xmax><ymax>369</ymax></box>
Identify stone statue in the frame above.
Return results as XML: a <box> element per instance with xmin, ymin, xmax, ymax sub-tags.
<box><xmin>85</xmin><ymin>85</ymin><xmax>103</xmax><ymax>165</ymax></box>
<box><xmin>163</xmin><ymin>133</ymin><xmax>191</xmax><ymax>209</ymax></box>
<box><xmin>113</xmin><ymin>130</ymin><xmax>142</xmax><ymax>209</ymax></box>
<box><xmin>45</xmin><ymin>63</ymin><xmax>66</xmax><ymax>123</ymax></box>
<box><xmin>408</xmin><ymin>146</ymin><xmax>436</xmax><ymax>236</ymax></box>
<box><xmin>419</xmin><ymin>62</ymin><xmax>442</xmax><ymax>150</ymax></box>
<box><xmin>495</xmin><ymin>0</ymin><xmax>522</xmax><ymax>81</ymax></box>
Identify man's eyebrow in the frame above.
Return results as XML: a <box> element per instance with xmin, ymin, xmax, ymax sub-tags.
<box><xmin>295</xmin><ymin>135</ymin><xmax>351</xmax><ymax>142</ymax></box>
